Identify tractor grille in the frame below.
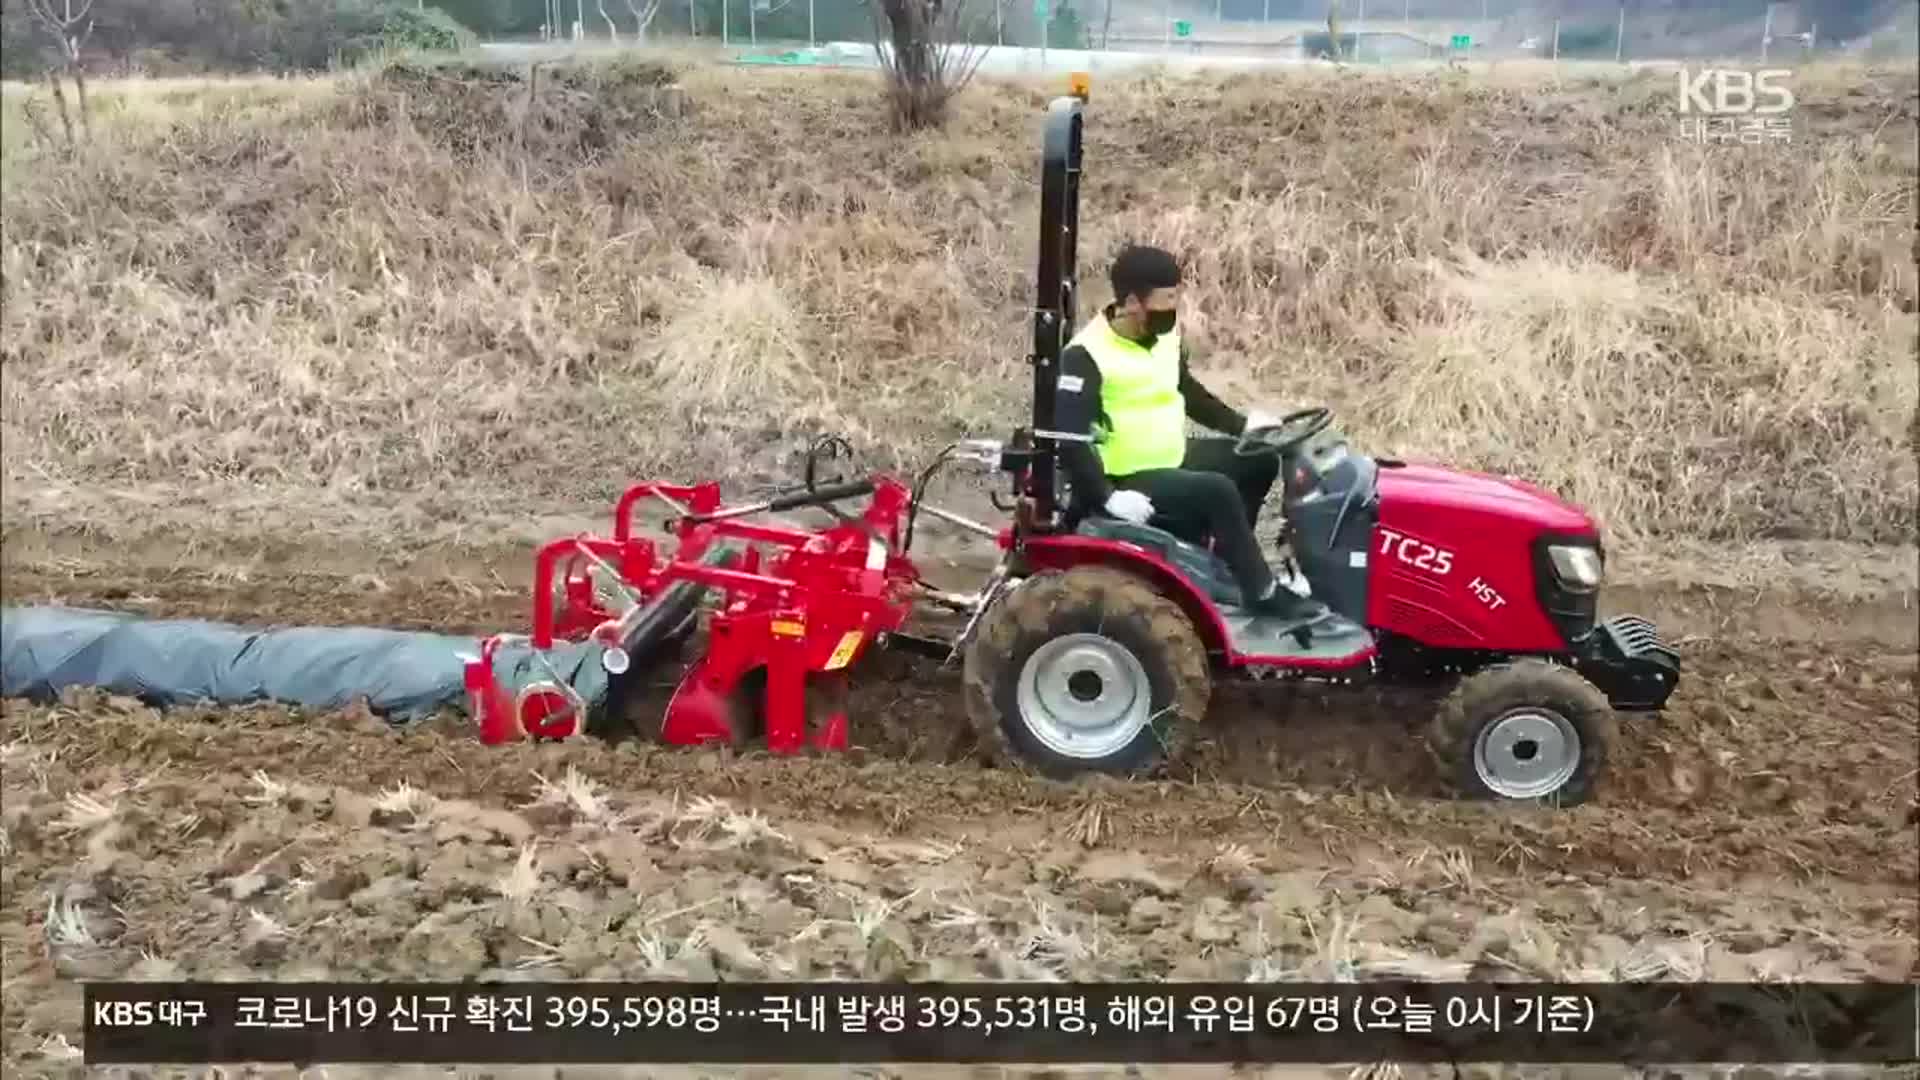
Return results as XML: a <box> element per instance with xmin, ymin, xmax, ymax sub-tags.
<box><xmin>1599</xmin><ymin>615</ymin><xmax>1680</xmax><ymax>667</ymax></box>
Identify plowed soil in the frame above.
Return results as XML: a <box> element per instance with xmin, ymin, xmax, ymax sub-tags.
<box><xmin>2</xmin><ymin>536</ymin><xmax>1916</xmax><ymax>1079</ymax></box>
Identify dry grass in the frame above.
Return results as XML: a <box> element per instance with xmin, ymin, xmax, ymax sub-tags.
<box><xmin>0</xmin><ymin>56</ymin><xmax>1914</xmax><ymax>545</ymax></box>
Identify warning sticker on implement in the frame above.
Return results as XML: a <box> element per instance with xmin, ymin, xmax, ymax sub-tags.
<box><xmin>824</xmin><ymin>631</ymin><xmax>864</xmax><ymax>670</ymax></box>
<box><xmin>771</xmin><ymin>619</ymin><xmax>806</xmax><ymax>637</ymax></box>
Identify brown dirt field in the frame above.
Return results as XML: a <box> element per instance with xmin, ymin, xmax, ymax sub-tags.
<box><xmin>2</xmin><ymin>532</ymin><xmax>1915</xmax><ymax>1077</ymax></box>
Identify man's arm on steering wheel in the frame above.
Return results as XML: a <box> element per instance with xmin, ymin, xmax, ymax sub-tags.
<box><xmin>1178</xmin><ymin>341</ymin><xmax>1250</xmax><ymax>436</ymax></box>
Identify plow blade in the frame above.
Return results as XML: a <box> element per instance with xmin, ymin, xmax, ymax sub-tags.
<box><xmin>0</xmin><ymin>605</ymin><xmax>614</xmax><ymax>736</ymax></box>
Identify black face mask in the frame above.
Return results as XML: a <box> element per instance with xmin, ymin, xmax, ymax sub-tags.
<box><xmin>1144</xmin><ymin>309</ymin><xmax>1177</xmax><ymax>337</ymax></box>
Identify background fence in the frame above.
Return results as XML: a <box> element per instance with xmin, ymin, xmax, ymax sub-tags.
<box><xmin>4</xmin><ymin>0</ymin><xmax>1905</xmax><ymax>81</ymax></box>
<box><xmin>499</xmin><ymin>0</ymin><xmax>1902</xmax><ymax>66</ymax></box>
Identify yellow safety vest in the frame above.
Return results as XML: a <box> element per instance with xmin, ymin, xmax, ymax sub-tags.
<box><xmin>1069</xmin><ymin>312</ymin><xmax>1186</xmax><ymax>477</ymax></box>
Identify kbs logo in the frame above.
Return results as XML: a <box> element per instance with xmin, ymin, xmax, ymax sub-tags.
<box><xmin>93</xmin><ymin>1001</ymin><xmax>155</xmax><ymax>1025</ymax></box>
<box><xmin>1376</xmin><ymin>527</ymin><xmax>1453</xmax><ymax>576</ymax></box>
<box><xmin>1676</xmin><ymin>69</ymin><xmax>1795</xmax><ymax>115</ymax></box>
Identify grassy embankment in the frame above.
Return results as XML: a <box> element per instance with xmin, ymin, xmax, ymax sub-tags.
<box><xmin>1</xmin><ymin>57</ymin><xmax>1914</xmax><ymax>570</ymax></box>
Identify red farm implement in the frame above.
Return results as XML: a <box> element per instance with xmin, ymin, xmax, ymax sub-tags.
<box><xmin>465</xmin><ymin>474</ymin><xmax>967</xmax><ymax>750</ymax></box>
<box><xmin>466</xmin><ymin>87</ymin><xmax>1682</xmax><ymax>808</ymax></box>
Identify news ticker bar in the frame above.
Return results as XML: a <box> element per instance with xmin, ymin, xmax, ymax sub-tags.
<box><xmin>84</xmin><ymin>981</ymin><xmax>1918</xmax><ymax>1064</ymax></box>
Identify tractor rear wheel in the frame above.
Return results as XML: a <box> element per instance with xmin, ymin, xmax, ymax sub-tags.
<box><xmin>961</xmin><ymin>565</ymin><xmax>1211</xmax><ymax>779</ymax></box>
<box><xmin>1427</xmin><ymin>658</ymin><xmax>1616</xmax><ymax>807</ymax></box>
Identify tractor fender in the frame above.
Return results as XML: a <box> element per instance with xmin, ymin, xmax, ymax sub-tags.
<box><xmin>1016</xmin><ymin>534</ymin><xmax>1232</xmax><ymax>656</ymax></box>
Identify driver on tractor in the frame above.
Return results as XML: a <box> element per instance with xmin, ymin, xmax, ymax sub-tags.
<box><xmin>1054</xmin><ymin>244</ymin><xmax>1325</xmax><ymax>624</ymax></box>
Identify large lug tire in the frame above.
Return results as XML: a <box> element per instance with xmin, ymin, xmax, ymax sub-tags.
<box><xmin>961</xmin><ymin>565</ymin><xmax>1212</xmax><ymax>779</ymax></box>
<box><xmin>1427</xmin><ymin>658</ymin><xmax>1617</xmax><ymax>808</ymax></box>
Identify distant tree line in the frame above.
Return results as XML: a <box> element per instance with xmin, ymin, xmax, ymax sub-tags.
<box><xmin>0</xmin><ymin>0</ymin><xmax>1115</xmax><ymax>79</ymax></box>
<box><xmin>378</xmin><ymin>0</ymin><xmax>1085</xmax><ymax>50</ymax></box>
<box><xmin>423</xmin><ymin>0</ymin><xmax>1090</xmax><ymax>53</ymax></box>
<box><xmin>0</xmin><ymin>0</ymin><xmax>476</xmax><ymax>78</ymax></box>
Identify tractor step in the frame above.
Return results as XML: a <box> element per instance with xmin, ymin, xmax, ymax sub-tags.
<box><xmin>1220</xmin><ymin>606</ymin><xmax>1375</xmax><ymax>669</ymax></box>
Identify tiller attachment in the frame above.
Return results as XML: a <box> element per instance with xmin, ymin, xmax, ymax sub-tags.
<box><xmin>465</xmin><ymin>632</ymin><xmax>594</xmax><ymax>745</ymax></box>
<box><xmin>465</xmin><ymin>475</ymin><xmax>924</xmax><ymax>751</ymax></box>
<box><xmin>463</xmin><ymin>482</ymin><xmax>734</xmax><ymax>745</ymax></box>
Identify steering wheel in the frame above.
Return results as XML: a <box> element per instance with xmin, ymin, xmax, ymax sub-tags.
<box><xmin>1234</xmin><ymin>406</ymin><xmax>1334</xmax><ymax>458</ymax></box>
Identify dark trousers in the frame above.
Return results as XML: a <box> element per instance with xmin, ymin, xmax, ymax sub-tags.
<box><xmin>1111</xmin><ymin>437</ymin><xmax>1281</xmax><ymax>600</ymax></box>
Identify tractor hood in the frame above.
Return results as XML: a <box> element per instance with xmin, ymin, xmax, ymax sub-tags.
<box><xmin>1374</xmin><ymin>461</ymin><xmax>1597</xmax><ymax>535</ymax></box>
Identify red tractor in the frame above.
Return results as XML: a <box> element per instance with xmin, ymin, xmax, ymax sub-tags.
<box><xmin>467</xmin><ymin>92</ymin><xmax>1681</xmax><ymax>809</ymax></box>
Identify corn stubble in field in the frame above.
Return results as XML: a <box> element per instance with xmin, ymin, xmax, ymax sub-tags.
<box><xmin>0</xmin><ymin>58</ymin><xmax>1914</xmax><ymax>545</ymax></box>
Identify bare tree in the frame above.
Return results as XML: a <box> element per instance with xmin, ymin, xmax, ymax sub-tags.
<box><xmin>624</xmin><ymin>0</ymin><xmax>666</xmax><ymax>42</ymax></box>
<box><xmin>597</xmin><ymin>0</ymin><xmax>621</xmax><ymax>39</ymax></box>
<box><xmin>1326</xmin><ymin>0</ymin><xmax>1345</xmax><ymax>60</ymax></box>
<box><xmin>26</xmin><ymin>0</ymin><xmax>95</xmax><ymax>148</ymax></box>
<box><xmin>868</xmin><ymin>0</ymin><xmax>990</xmax><ymax>132</ymax></box>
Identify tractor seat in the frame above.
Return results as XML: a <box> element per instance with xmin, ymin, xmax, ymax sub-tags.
<box><xmin>1073</xmin><ymin>516</ymin><xmax>1246</xmax><ymax>609</ymax></box>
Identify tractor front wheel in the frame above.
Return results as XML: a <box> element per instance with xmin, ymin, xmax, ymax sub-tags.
<box><xmin>962</xmin><ymin>566</ymin><xmax>1211</xmax><ymax>779</ymax></box>
<box><xmin>1427</xmin><ymin>658</ymin><xmax>1616</xmax><ymax>807</ymax></box>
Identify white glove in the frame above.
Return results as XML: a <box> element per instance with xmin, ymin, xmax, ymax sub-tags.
<box><xmin>1104</xmin><ymin>489</ymin><xmax>1155</xmax><ymax>524</ymax></box>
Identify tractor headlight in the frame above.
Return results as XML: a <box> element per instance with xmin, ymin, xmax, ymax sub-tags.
<box><xmin>1547</xmin><ymin>544</ymin><xmax>1603</xmax><ymax>591</ymax></box>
